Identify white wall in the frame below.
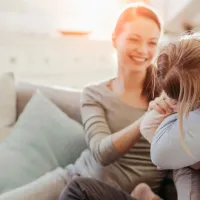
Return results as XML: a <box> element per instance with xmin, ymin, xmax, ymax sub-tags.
<box><xmin>0</xmin><ymin>0</ymin><xmax>121</xmax><ymax>38</ymax></box>
<box><xmin>0</xmin><ymin>33</ymin><xmax>116</xmax><ymax>88</ymax></box>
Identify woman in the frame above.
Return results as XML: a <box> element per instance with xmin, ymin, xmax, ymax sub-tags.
<box><xmin>59</xmin><ymin>2</ymin><xmax>165</xmax><ymax>200</ymax></box>
<box><xmin>62</xmin><ymin>1</ymin><xmax>165</xmax><ymax>193</ymax></box>
<box><xmin>0</xmin><ymin>3</ymin><xmax>165</xmax><ymax>200</ymax></box>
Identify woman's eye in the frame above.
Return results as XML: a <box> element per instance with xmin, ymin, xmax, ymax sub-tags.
<box><xmin>149</xmin><ymin>42</ymin><xmax>157</xmax><ymax>46</ymax></box>
<box><xmin>129</xmin><ymin>38</ymin><xmax>139</xmax><ymax>42</ymax></box>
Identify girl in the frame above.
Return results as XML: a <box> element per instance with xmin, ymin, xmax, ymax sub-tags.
<box><xmin>148</xmin><ymin>35</ymin><xmax>200</xmax><ymax>200</ymax></box>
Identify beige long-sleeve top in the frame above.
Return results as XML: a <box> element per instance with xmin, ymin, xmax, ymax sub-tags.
<box><xmin>67</xmin><ymin>80</ymin><xmax>166</xmax><ymax>193</ymax></box>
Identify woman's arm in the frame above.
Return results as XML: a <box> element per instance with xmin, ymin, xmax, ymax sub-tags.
<box><xmin>151</xmin><ymin>110</ymin><xmax>200</xmax><ymax>169</ymax></box>
<box><xmin>81</xmin><ymin>87</ymin><xmax>142</xmax><ymax>166</ymax></box>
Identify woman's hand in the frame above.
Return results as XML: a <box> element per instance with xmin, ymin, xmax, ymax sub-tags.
<box><xmin>148</xmin><ymin>93</ymin><xmax>177</xmax><ymax>115</ymax></box>
<box><xmin>140</xmin><ymin>93</ymin><xmax>178</xmax><ymax>143</ymax></box>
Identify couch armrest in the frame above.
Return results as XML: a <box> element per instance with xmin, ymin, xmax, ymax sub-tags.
<box><xmin>16</xmin><ymin>82</ymin><xmax>82</xmax><ymax>124</ymax></box>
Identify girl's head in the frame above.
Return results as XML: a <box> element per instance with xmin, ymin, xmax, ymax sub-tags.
<box><xmin>113</xmin><ymin>3</ymin><xmax>162</xmax><ymax>73</ymax></box>
<box><xmin>157</xmin><ymin>35</ymin><xmax>200</xmax><ymax>156</ymax></box>
<box><xmin>157</xmin><ymin>35</ymin><xmax>200</xmax><ymax>115</ymax></box>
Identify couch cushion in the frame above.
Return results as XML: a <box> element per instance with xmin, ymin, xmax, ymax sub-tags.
<box><xmin>0</xmin><ymin>72</ymin><xmax>16</xmax><ymax>142</ymax></box>
<box><xmin>16</xmin><ymin>82</ymin><xmax>82</xmax><ymax>123</ymax></box>
<box><xmin>0</xmin><ymin>91</ymin><xmax>87</xmax><ymax>194</ymax></box>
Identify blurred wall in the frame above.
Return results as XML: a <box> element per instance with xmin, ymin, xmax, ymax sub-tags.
<box><xmin>0</xmin><ymin>33</ymin><xmax>115</xmax><ymax>88</ymax></box>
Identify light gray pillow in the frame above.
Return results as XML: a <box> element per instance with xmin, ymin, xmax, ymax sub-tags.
<box><xmin>0</xmin><ymin>91</ymin><xmax>86</xmax><ymax>194</ymax></box>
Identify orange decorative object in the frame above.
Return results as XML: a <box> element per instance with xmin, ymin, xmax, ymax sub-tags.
<box><xmin>58</xmin><ymin>30</ymin><xmax>91</xmax><ymax>36</ymax></box>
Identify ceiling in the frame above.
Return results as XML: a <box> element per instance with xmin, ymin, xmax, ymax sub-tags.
<box><xmin>0</xmin><ymin>0</ymin><xmax>199</xmax><ymax>37</ymax></box>
<box><xmin>0</xmin><ymin>0</ymin><xmax>121</xmax><ymax>35</ymax></box>
<box><xmin>150</xmin><ymin>0</ymin><xmax>200</xmax><ymax>34</ymax></box>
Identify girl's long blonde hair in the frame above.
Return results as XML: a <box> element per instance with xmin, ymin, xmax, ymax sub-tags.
<box><xmin>157</xmin><ymin>34</ymin><xmax>200</xmax><ymax>157</ymax></box>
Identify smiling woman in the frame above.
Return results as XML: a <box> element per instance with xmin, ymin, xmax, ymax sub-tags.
<box><xmin>113</xmin><ymin>16</ymin><xmax>160</xmax><ymax>71</ymax></box>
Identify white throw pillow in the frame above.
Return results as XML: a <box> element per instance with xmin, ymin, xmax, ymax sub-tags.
<box><xmin>0</xmin><ymin>72</ymin><xmax>16</xmax><ymax>141</ymax></box>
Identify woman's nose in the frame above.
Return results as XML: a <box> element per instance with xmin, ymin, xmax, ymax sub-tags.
<box><xmin>136</xmin><ymin>43</ymin><xmax>148</xmax><ymax>54</ymax></box>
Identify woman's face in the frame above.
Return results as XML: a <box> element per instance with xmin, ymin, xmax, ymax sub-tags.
<box><xmin>113</xmin><ymin>16</ymin><xmax>160</xmax><ymax>73</ymax></box>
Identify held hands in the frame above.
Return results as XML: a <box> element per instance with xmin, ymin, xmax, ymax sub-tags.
<box><xmin>148</xmin><ymin>93</ymin><xmax>178</xmax><ymax>115</ymax></box>
<box><xmin>140</xmin><ymin>93</ymin><xmax>178</xmax><ymax>143</ymax></box>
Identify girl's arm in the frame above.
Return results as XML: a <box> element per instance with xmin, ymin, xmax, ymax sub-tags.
<box><xmin>151</xmin><ymin>110</ymin><xmax>200</xmax><ymax>169</ymax></box>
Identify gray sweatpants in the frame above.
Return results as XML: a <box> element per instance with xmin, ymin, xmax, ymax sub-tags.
<box><xmin>173</xmin><ymin>167</ymin><xmax>200</xmax><ymax>200</ymax></box>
